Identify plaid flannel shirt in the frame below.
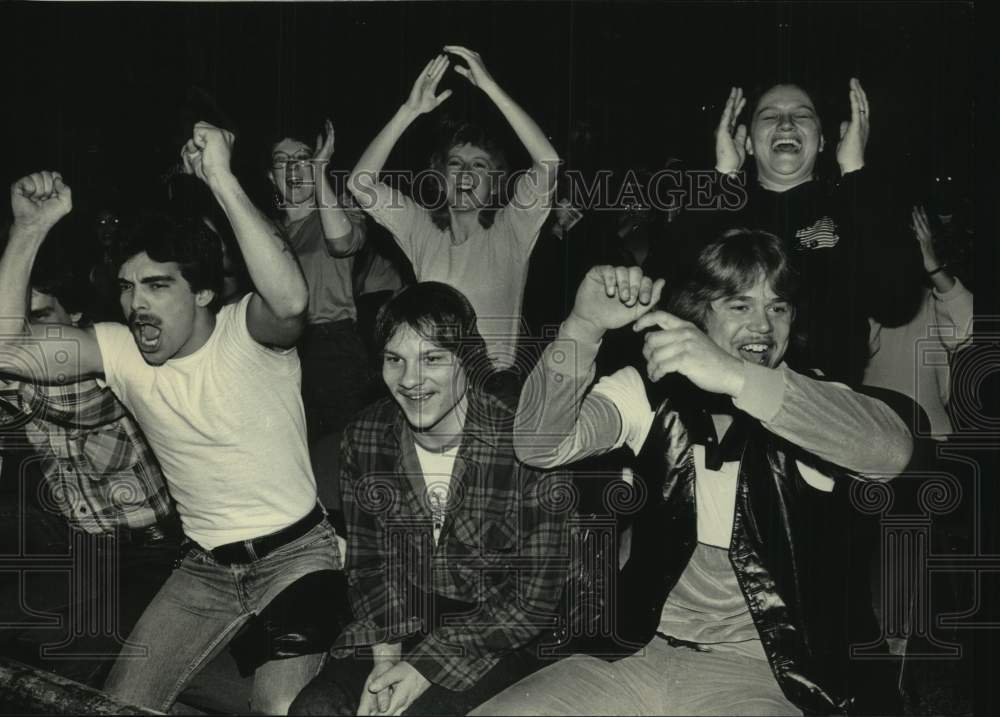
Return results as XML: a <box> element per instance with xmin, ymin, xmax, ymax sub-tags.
<box><xmin>333</xmin><ymin>389</ymin><xmax>574</xmax><ymax>691</ymax></box>
<box><xmin>0</xmin><ymin>378</ymin><xmax>173</xmax><ymax>534</ymax></box>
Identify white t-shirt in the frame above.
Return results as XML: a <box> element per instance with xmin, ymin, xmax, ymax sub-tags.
<box><xmin>413</xmin><ymin>443</ymin><xmax>459</xmax><ymax>546</ymax></box>
<box><xmin>592</xmin><ymin>366</ymin><xmax>834</xmax><ymax>548</ymax></box>
<box><xmin>366</xmin><ymin>172</ymin><xmax>553</xmax><ymax>370</ymax></box>
<box><xmin>94</xmin><ymin>294</ymin><xmax>317</xmax><ymax>549</ymax></box>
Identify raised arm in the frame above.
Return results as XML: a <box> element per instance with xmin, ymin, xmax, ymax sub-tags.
<box><xmin>313</xmin><ymin>118</ymin><xmax>366</xmax><ymax>257</ymax></box>
<box><xmin>0</xmin><ymin>172</ymin><xmax>103</xmax><ymax>382</ymax></box>
<box><xmin>445</xmin><ymin>45</ymin><xmax>561</xmax><ymax>193</ymax></box>
<box><xmin>347</xmin><ymin>55</ymin><xmax>453</xmax><ymax>212</ymax></box>
<box><xmin>514</xmin><ymin>266</ymin><xmax>664</xmax><ymax>467</ymax></box>
<box><xmin>182</xmin><ymin>121</ymin><xmax>308</xmax><ymax>348</ymax></box>
<box><xmin>635</xmin><ymin>310</ymin><xmax>913</xmax><ymax>478</ymax></box>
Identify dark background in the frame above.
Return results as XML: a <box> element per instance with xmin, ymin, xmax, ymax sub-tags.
<box><xmin>1</xmin><ymin>3</ymin><xmax>997</xmax><ymax>713</ymax></box>
<box><xmin>0</xmin><ymin>1</ymin><xmax>976</xmax><ymax>215</ymax></box>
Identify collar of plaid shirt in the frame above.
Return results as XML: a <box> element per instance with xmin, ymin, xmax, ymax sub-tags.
<box><xmin>383</xmin><ymin>387</ymin><xmax>508</xmax><ymax>452</ymax></box>
<box><xmin>384</xmin><ymin>387</ymin><xmax>509</xmax><ymax>511</ymax></box>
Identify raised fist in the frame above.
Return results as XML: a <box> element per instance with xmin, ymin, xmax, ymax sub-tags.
<box><xmin>11</xmin><ymin>171</ymin><xmax>72</xmax><ymax>230</ymax></box>
<box><xmin>181</xmin><ymin>121</ymin><xmax>236</xmax><ymax>185</ymax></box>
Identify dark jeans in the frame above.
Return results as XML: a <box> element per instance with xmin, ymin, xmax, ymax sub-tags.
<box><xmin>289</xmin><ymin>638</ymin><xmax>548</xmax><ymax>716</ymax></box>
<box><xmin>0</xmin><ymin>501</ymin><xmax>178</xmax><ymax>688</ymax></box>
<box><xmin>298</xmin><ymin>320</ymin><xmax>374</xmax><ymax>444</ymax></box>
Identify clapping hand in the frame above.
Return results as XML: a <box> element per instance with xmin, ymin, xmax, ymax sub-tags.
<box><xmin>443</xmin><ymin>46</ymin><xmax>497</xmax><ymax>92</ymax></box>
<box><xmin>314</xmin><ymin>118</ymin><xmax>336</xmax><ymax>164</ymax></box>
<box><xmin>715</xmin><ymin>86</ymin><xmax>748</xmax><ymax>174</ymax></box>
<box><xmin>836</xmin><ymin>78</ymin><xmax>870</xmax><ymax>175</ymax></box>
<box><xmin>405</xmin><ymin>55</ymin><xmax>453</xmax><ymax>115</ymax></box>
<box><xmin>911</xmin><ymin>205</ymin><xmax>940</xmax><ymax>272</ymax></box>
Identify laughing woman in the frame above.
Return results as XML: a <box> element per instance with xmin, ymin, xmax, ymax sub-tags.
<box><xmin>268</xmin><ymin>119</ymin><xmax>381</xmax><ymax>445</ymax></box>
<box><xmin>347</xmin><ymin>47</ymin><xmax>560</xmax><ymax>380</ymax></box>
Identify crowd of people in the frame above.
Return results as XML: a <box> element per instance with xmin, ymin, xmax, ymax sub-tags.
<box><xmin>0</xmin><ymin>45</ymin><xmax>974</xmax><ymax>716</ymax></box>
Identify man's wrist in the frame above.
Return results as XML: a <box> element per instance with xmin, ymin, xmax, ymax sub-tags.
<box><xmin>839</xmin><ymin>160</ymin><xmax>865</xmax><ymax>176</ymax></box>
<box><xmin>206</xmin><ymin>170</ymin><xmax>240</xmax><ymax>196</ymax></box>
<box><xmin>563</xmin><ymin>312</ymin><xmax>605</xmax><ymax>345</ymax></box>
<box><xmin>8</xmin><ymin>221</ymin><xmax>50</xmax><ymax>244</ymax></box>
<box><xmin>725</xmin><ymin>358</ymin><xmax>747</xmax><ymax>398</ymax></box>
<box><xmin>397</xmin><ymin>103</ymin><xmax>421</xmax><ymax>124</ymax></box>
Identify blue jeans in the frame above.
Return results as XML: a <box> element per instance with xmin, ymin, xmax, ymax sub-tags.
<box><xmin>103</xmin><ymin>520</ymin><xmax>342</xmax><ymax>714</ymax></box>
<box><xmin>469</xmin><ymin>636</ymin><xmax>801</xmax><ymax>716</ymax></box>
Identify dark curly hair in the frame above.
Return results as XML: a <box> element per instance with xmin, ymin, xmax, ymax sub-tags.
<box><xmin>115</xmin><ymin>210</ymin><xmax>225</xmax><ymax>313</ymax></box>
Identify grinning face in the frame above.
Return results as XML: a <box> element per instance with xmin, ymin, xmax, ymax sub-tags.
<box><xmin>118</xmin><ymin>252</ymin><xmax>214</xmax><ymax>365</ymax></box>
<box><xmin>442</xmin><ymin>143</ymin><xmax>497</xmax><ymax>213</ymax></box>
<box><xmin>269</xmin><ymin>138</ymin><xmax>316</xmax><ymax>207</ymax></box>
<box><xmin>703</xmin><ymin>275</ymin><xmax>792</xmax><ymax>368</ymax></box>
<box><xmin>29</xmin><ymin>290</ymin><xmax>80</xmax><ymax>326</ymax></box>
<box><xmin>383</xmin><ymin>324</ymin><xmax>469</xmax><ymax>448</ymax></box>
<box><xmin>748</xmin><ymin>84</ymin><xmax>824</xmax><ymax>191</ymax></box>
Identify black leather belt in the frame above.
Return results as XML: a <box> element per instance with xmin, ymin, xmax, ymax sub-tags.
<box><xmin>209</xmin><ymin>505</ymin><xmax>325</xmax><ymax>566</ymax></box>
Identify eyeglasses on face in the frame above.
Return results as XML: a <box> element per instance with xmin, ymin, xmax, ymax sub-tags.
<box><xmin>271</xmin><ymin>152</ymin><xmax>313</xmax><ymax>169</ymax></box>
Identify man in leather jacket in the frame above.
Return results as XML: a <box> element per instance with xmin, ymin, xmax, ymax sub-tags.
<box><xmin>471</xmin><ymin>228</ymin><xmax>913</xmax><ymax>716</ymax></box>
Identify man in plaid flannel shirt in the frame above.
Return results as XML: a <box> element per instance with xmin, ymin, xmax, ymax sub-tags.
<box><xmin>1</xmin><ymin>272</ymin><xmax>172</xmax><ymax>532</ymax></box>
<box><xmin>0</xmin><ymin>271</ymin><xmax>177</xmax><ymax>686</ymax></box>
<box><xmin>290</xmin><ymin>282</ymin><xmax>574</xmax><ymax>717</ymax></box>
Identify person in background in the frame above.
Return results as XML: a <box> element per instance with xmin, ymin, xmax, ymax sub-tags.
<box><xmin>864</xmin><ymin>205</ymin><xmax>973</xmax><ymax>440</ymax></box>
<box><xmin>268</xmin><ymin>118</ymin><xmax>388</xmax><ymax>444</ymax></box>
<box><xmin>348</xmin><ymin>47</ymin><xmax>559</xmax><ymax>381</ymax></box>
<box><xmin>688</xmin><ymin>78</ymin><xmax>895</xmax><ymax>385</ymax></box>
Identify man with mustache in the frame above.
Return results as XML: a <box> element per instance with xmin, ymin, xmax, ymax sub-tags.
<box><xmin>0</xmin><ymin>122</ymin><xmax>340</xmax><ymax>714</ymax></box>
<box><xmin>472</xmin><ymin>230</ymin><xmax>913</xmax><ymax>715</ymax></box>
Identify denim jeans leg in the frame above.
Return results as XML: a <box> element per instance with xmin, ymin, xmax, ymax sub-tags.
<box><xmin>104</xmin><ymin>520</ymin><xmax>342</xmax><ymax>713</ymax></box>
<box><xmin>249</xmin><ymin>652</ymin><xmax>326</xmax><ymax>715</ymax></box>
<box><xmin>242</xmin><ymin>521</ymin><xmax>343</xmax><ymax>713</ymax></box>
<box><xmin>102</xmin><ymin>551</ymin><xmax>251</xmax><ymax>712</ymax></box>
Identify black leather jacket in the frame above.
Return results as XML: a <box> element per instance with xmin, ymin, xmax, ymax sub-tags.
<box><xmin>611</xmin><ymin>390</ymin><xmax>896</xmax><ymax>715</ymax></box>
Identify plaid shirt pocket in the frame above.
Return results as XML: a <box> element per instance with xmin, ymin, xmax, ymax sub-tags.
<box><xmin>76</xmin><ymin>424</ymin><xmax>139</xmax><ymax>476</ymax></box>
